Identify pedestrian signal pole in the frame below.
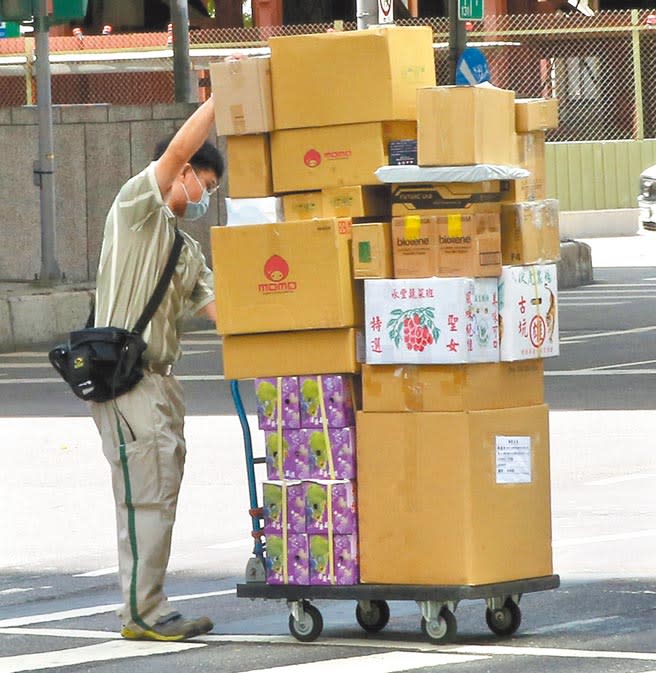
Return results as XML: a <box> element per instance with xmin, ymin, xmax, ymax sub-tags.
<box><xmin>448</xmin><ymin>0</ymin><xmax>468</xmax><ymax>84</ymax></box>
<box><xmin>171</xmin><ymin>0</ymin><xmax>195</xmax><ymax>103</ymax></box>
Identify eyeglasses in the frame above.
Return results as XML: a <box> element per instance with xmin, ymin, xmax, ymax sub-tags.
<box><xmin>191</xmin><ymin>167</ymin><xmax>220</xmax><ymax>196</ymax></box>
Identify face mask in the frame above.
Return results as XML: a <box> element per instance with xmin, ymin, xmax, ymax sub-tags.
<box><xmin>180</xmin><ymin>168</ymin><xmax>210</xmax><ymax>221</ymax></box>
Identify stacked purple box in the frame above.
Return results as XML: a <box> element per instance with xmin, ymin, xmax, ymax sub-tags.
<box><xmin>299</xmin><ymin>375</ymin><xmax>355</xmax><ymax>429</ymax></box>
<box><xmin>262</xmin><ymin>481</ymin><xmax>306</xmax><ymax>534</ymax></box>
<box><xmin>309</xmin><ymin>532</ymin><xmax>359</xmax><ymax>586</ymax></box>
<box><xmin>307</xmin><ymin>426</ymin><xmax>357</xmax><ymax>480</ymax></box>
<box><xmin>264</xmin><ymin>429</ymin><xmax>310</xmax><ymax>480</ymax></box>
<box><xmin>305</xmin><ymin>480</ymin><xmax>357</xmax><ymax>535</ymax></box>
<box><xmin>255</xmin><ymin>377</ymin><xmax>300</xmax><ymax>431</ymax></box>
<box><xmin>265</xmin><ymin>533</ymin><xmax>309</xmax><ymax>585</ymax></box>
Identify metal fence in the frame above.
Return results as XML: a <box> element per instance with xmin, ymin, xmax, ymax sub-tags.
<box><xmin>1</xmin><ymin>9</ymin><xmax>655</xmax><ymax>142</ymax></box>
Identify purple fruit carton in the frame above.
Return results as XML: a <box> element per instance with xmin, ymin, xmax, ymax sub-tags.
<box><xmin>305</xmin><ymin>480</ymin><xmax>357</xmax><ymax>535</ymax></box>
<box><xmin>299</xmin><ymin>375</ymin><xmax>355</xmax><ymax>429</ymax></box>
<box><xmin>308</xmin><ymin>427</ymin><xmax>356</xmax><ymax>480</ymax></box>
<box><xmin>309</xmin><ymin>533</ymin><xmax>359</xmax><ymax>585</ymax></box>
<box><xmin>264</xmin><ymin>429</ymin><xmax>310</xmax><ymax>480</ymax></box>
<box><xmin>255</xmin><ymin>377</ymin><xmax>300</xmax><ymax>431</ymax></box>
<box><xmin>265</xmin><ymin>533</ymin><xmax>309</xmax><ymax>585</ymax></box>
<box><xmin>262</xmin><ymin>481</ymin><xmax>306</xmax><ymax>534</ymax></box>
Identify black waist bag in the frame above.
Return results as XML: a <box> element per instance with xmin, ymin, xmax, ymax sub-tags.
<box><xmin>49</xmin><ymin>327</ymin><xmax>147</xmax><ymax>403</ymax></box>
<box><xmin>48</xmin><ymin>229</ymin><xmax>184</xmax><ymax>403</ymax></box>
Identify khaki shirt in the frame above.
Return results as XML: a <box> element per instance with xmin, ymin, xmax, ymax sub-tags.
<box><xmin>94</xmin><ymin>162</ymin><xmax>215</xmax><ymax>364</ymax></box>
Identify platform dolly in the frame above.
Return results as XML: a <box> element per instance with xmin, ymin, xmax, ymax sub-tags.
<box><xmin>231</xmin><ymin>380</ymin><xmax>560</xmax><ymax>643</ymax></box>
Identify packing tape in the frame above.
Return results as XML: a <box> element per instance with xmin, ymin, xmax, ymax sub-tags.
<box><xmin>447</xmin><ymin>213</ymin><xmax>463</xmax><ymax>238</ymax></box>
<box><xmin>327</xmin><ymin>483</ymin><xmax>336</xmax><ymax>585</ymax></box>
<box><xmin>403</xmin><ymin>215</ymin><xmax>421</xmax><ymax>240</ymax></box>
<box><xmin>276</xmin><ymin>378</ymin><xmax>284</xmax><ymax>479</ymax></box>
<box><xmin>282</xmin><ymin>482</ymin><xmax>289</xmax><ymax>584</ymax></box>
<box><xmin>316</xmin><ymin>376</ymin><xmax>336</xmax><ymax>480</ymax></box>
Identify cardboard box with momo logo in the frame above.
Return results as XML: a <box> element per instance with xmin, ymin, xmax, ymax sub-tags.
<box><xmin>211</xmin><ymin>219</ymin><xmax>360</xmax><ymax>335</ymax></box>
<box><xmin>271</xmin><ymin>121</ymin><xmax>416</xmax><ymax>193</ymax></box>
<box><xmin>226</xmin><ymin>133</ymin><xmax>273</xmax><ymax>198</ymax></box>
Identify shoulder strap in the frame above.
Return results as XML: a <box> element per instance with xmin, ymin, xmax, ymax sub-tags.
<box><xmin>132</xmin><ymin>228</ymin><xmax>185</xmax><ymax>335</ymax></box>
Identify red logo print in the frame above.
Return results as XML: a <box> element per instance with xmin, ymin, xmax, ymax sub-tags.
<box><xmin>304</xmin><ymin>149</ymin><xmax>322</xmax><ymax>168</ymax></box>
<box><xmin>263</xmin><ymin>255</ymin><xmax>289</xmax><ymax>282</ymax></box>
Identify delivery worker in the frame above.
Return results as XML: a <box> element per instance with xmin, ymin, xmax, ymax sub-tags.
<box><xmin>89</xmin><ymin>95</ymin><xmax>223</xmax><ymax>641</ymax></box>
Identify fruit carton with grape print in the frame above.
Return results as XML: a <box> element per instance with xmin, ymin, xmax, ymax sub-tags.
<box><xmin>364</xmin><ymin>277</ymin><xmax>499</xmax><ymax>364</ymax></box>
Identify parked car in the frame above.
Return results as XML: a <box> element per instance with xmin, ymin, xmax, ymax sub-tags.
<box><xmin>638</xmin><ymin>163</ymin><xmax>656</xmax><ymax>231</ymax></box>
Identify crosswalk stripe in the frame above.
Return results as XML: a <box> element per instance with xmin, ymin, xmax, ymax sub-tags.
<box><xmin>0</xmin><ymin>640</ymin><xmax>204</xmax><ymax>673</ymax></box>
<box><xmin>232</xmin><ymin>652</ymin><xmax>487</xmax><ymax>673</ymax></box>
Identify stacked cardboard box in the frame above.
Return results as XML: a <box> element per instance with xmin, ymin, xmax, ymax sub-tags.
<box><xmin>210</xmin><ymin>27</ymin><xmax>438</xmax><ymax>587</ymax></box>
<box><xmin>210</xmin><ymin>34</ymin><xmax>560</xmax><ymax>588</ymax></box>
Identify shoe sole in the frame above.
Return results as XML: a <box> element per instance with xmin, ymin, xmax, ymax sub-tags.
<box><xmin>121</xmin><ymin>624</ymin><xmax>211</xmax><ymax>642</ymax></box>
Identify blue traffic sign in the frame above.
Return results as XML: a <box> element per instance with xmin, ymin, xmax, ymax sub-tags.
<box><xmin>456</xmin><ymin>47</ymin><xmax>491</xmax><ymax>85</ymax></box>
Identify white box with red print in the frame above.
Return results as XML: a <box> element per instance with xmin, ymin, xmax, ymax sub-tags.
<box><xmin>364</xmin><ymin>277</ymin><xmax>499</xmax><ymax>365</ymax></box>
<box><xmin>498</xmin><ymin>264</ymin><xmax>559</xmax><ymax>361</ymax></box>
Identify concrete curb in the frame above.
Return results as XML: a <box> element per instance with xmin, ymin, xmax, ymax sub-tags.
<box><xmin>0</xmin><ymin>239</ymin><xmax>593</xmax><ymax>353</ymax></box>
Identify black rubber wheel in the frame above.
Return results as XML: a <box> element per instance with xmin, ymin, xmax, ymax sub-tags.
<box><xmin>485</xmin><ymin>599</ymin><xmax>522</xmax><ymax>637</ymax></box>
<box><xmin>288</xmin><ymin>601</ymin><xmax>323</xmax><ymax>642</ymax></box>
<box><xmin>355</xmin><ymin>600</ymin><xmax>391</xmax><ymax>633</ymax></box>
<box><xmin>420</xmin><ymin>607</ymin><xmax>457</xmax><ymax>643</ymax></box>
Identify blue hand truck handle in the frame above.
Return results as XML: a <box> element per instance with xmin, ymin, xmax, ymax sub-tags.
<box><xmin>230</xmin><ymin>379</ymin><xmax>264</xmax><ymax>560</ymax></box>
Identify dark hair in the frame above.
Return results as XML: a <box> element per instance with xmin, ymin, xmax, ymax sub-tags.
<box><xmin>153</xmin><ymin>134</ymin><xmax>224</xmax><ymax>180</ymax></box>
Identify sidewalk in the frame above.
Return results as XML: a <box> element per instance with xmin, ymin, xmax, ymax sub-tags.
<box><xmin>1</xmin><ymin>231</ymin><xmax>653</xmax><ymax>353</ymax></box>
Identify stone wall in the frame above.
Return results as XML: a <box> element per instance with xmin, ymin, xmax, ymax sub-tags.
<box><xmin>0</xmin><ymin>103</ymin><xmax>226</xmax><ymax>282</ymax></box>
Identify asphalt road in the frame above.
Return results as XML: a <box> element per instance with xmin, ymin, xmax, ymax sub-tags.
<box><xmin>1</xmin><ymin>264</ymin><xmax>656</xmax><ymax>673</ymax></box>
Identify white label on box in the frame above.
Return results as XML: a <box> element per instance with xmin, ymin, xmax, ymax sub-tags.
<box><xmin>496</xmin><ymin>435</ymin><xmax>532</xmax><ymax>484</ymax></box>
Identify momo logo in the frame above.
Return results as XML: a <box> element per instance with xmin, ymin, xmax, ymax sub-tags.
<box><xmin>259</xmin><ymin>255</ymin><xmax>297</xmax><ymax>294</ymax></box>
<box><xmin>304</xmin><ymin>149</ymin><xmax>322</xmax><ymax>168</ymax></box>
<box><xmin>264</xmin><ymin>254</ymin><xmax>289</xmax><ymax>282</ymax></box>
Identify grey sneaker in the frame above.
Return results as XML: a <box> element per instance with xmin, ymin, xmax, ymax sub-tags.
<box><xmin>121</xmin><ymin>611</ymin><xmax>213</xmax><ymax>642</ymax></box>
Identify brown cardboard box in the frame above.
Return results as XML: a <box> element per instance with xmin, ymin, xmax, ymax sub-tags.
<box><xmin>351</xmin><ymin>222</ymin><xmax>393</xmax><ymax>279</ymax></box>
<box><xmin>271</xmin><ymin>121</ymin><xmax>416</xmax><ymax>193</ymax></box>
<box><xmin>392</xmin><ymin>212</ymin><xmax>502</xmax><ymax>278</ymax></box>
<box><xmin>417</xmin><ymin>85</ymin><xmax>517</xmax><ymax>166</ymax></box>
<box><xmin>269</xmin><ymin>26</ymin><xmax>435</xmax><ymax>130</ymax></box>
<box><xmin>501</xmin><ymin>199</ymin><xmax>561</xmax><ymax>265</ymax></box>
<box><xmin>357</xmin><ymin>404</ymin><xmax>553</xmax><ymax>585</ymax></box>
<box><xmin>502</xmin><ymin>131</ymin><xmax>546</xmax><ymax>203</ymax></box>
<box><xmin>226</xmin><ymin>134</ymin><xmax>273</xmax><ymax>198</ymax></box>
<box><xmin>282</xmin><ymin>192</ymin><xmax>323</xmax><ymax>221</ymax></box>
<box><xmin>515</xmin><ymin>98</ymin><xmax>559</xmax><ymax>133</ymax></box>
<box><xmin>210</xmin><ymin>57</ymin><xmax>274</xmax><ymax>136</ymax></box>
<box><xmin>322</xmin><ymin>185</ymin><xmax>390</xmax><ymax>219</ymax></box>
<box><xmin>391</xmin><ymin>181</ymin><xmax>501</xmax><ymax>217</ymax></box>
<box><xmin>211</xmin><ymin>218</ymin><xmax>360</xmax><ymax>335</ymax></box>
<box><xmin>362</xmin><ymin>360</ymin><xmax>544</xmax><ymax>412</ymax></box>
<box><xmin>223</xmin><ymin>328</ymin><xmax>362</xmax><ymax>379</ymax></box>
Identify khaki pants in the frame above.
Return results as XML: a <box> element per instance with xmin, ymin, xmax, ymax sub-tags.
<box><xmin>90</xmin><ymin>371</ymin><xmax>186</xmax><ymax>628</ymax></box>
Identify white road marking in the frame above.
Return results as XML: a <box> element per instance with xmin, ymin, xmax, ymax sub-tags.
<box><xmin>72</xmin><ymin>566</ymin><xmax>118</xmax><ymax>578</ymax></box>
<box><xmin>0</xmin><ymin>363</ymin><xmax>51</xmax><ymax>369</ymax></box>
<box><xmin>553</xmin><ymin>529</ymin><xmax>656</xmax><ymax>547</ymax></box>
<box><xmin>546</xmin><ymin>369</ymin><xmax>656</xmax><ymax>376</ymax></box>
<box><xmin>586</xmin><ymin>473</ymin><xmax>656</xmax><ymax>486</ymax></box>
<box><xmin>0</xmin><ymin>374</ymin><xmax>225</xmax><ymax>385</ymax></box>
<box><xmin>0</xmin><ymin>589</ymin><xmax>236</xmax><ymax>628</ymax></box>
<box><xmin>452</xmin><ymin>644</ymin><xmax>656</xmax><ymax>662</ymax></box>
<box><xmin>0</xmin><ymin>627</ymin><xmax>122</xmax><ymax>639</ymax></box>
<box><xmin>0</xmin><ymin>640</ymin><xmax>204</xmax><ymax>673</ymax></box>
<box><xmin>558</xmin><ymin>301</ymin><xmax>625</xmax><ymax>306</ymax></box>
<box><xmin>560</xmin><ymin>325</ymin><xmax>656</xmax><ymax>342</ymax></box>
<box><xmin>242</xmin><ymin>652</ymin><xmax>487</xmax><ymax>673</ymax></box>
<box><xmin>527</xmin><ymin>615</ymin><xmax>621</xmax><ymax>634</ymax></box>
<box><xmin>0</xmin><ymin>588</ymin><xmax>33</xmax><ymax>596</ymax></box>
<box><xmin>180</xmin><ymin>339</ymin><xmax>221</xmax><ymax>346</ymax></box>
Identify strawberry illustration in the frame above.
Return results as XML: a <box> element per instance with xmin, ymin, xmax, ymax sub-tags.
<box><xmin>388</xmin><ymin>308</ymin><xmax>440</xmax><ymax>352</ymax></box>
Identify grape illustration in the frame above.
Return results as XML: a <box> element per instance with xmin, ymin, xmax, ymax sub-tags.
<box><xmin>387</xmin><ymin>307</ymin><xmax>440</xmax><ymax>352</ymax></box>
